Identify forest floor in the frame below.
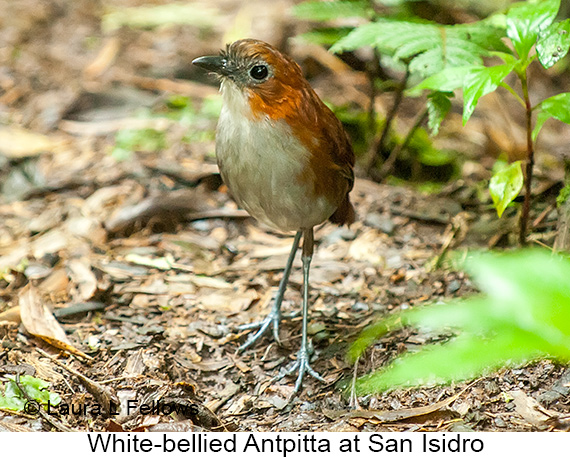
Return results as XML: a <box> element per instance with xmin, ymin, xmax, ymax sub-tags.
<box><xmin>1</xmin><ymin>0</ymin><xmax>570</xmax><ymax>432</ymax></box>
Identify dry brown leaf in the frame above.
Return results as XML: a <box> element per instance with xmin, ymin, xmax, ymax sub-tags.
<box><xmin>198</xmin><ymin>289</ymin><xmax>257</xmax><ymax>314</ymax></box>
<box><xmin>0</xmin><ymin>306</ymin><xmax>21</xmax><ymax>324</ymax></box>
<box><xmin>509</xmin><ymin>389</ymin><xmax>556</xmax><ymax>427</ymax></box>
<box><xmin>38</xmin><ymin>268</ymin><xmax>70</xmax><ymax>296</ymax></box>
<box><xmin>348</xmin><ymin>230</ymin><xmax>386</xmax><ymax>266</ymax></box>
<box><xmin>31</xmin><ymin>229</ymin><xmax>71</xmax><ymax>258</ymax></box>
<box><xmin>83</xmin><ymin>37</ymin><xmax>120</xmax><ymax>80</ymax></box>
<box><xmin>19</xmin><ymin>284</ymin><xmax>91</xmax><ymax>359</ymax></box>
<box><xmin>0</xmin><ymin>126</ymin><xmax>60</xmax><ymax>159</ymax></box>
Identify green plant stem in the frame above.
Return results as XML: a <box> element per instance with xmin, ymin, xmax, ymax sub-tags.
<box><xmin>519</xmin><ymin>70</ymin><xmax>534</xmax><ymax>246</ymax></box>
<box><xmin>500</xmin><ymin>82</ymin><xmax>526</xmax><ymax>108</ymax></box>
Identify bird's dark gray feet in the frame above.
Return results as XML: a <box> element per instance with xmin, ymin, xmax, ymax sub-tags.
<box><xmin>276</xmin><ymin>344</ymin><xmax>326</xmax><ymax>393</ymax></box>
<box><xmin>237</xmin><ymin>231</ymin><xmax>301</xmax><ymax>353</ymax></box>
<box><xmin>237</xmin><ymin>307</ymin><xmax>281</xmax><ymax>352</ymax></box>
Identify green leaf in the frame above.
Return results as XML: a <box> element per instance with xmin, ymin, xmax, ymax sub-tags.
<box><xmin>350</xmin><ymin>249</ymin><xmax>570</xmax><ymax>394</ymax></box>
<box><xmin>532</xmin><ymin>109</ymin><xmax>552</xmax><ymax>141</ymax></box>
<box><xmin>112</xmin><ymin>128</ymin><xmax>166</xmax><ymax>161</ymax></box>
<box><xmin>533</xmin><ymin>92</ymin><xmax>570</xmax><ymax>139</ymax></box>
<box><xmin>537</xmin><ymin>19</ymin><xmax>570</xmax><ymax>68</ymax></box>
<box><xmin>540</xmin><ymin>92</ymin><xmax>570</xmax><ymax>124</ymax></box>
<box><xmin>506</xmin><ymin>0</ymin><xmax>560</xmax><ymax>59</ymax></box>
<box><xmin>426</xmin><ymin>92</ymin><xmax>452</xmax><ymax>135</ymax></box>
<box><xmin>462</xmin><ymin>62</ymin><xmax>516</xmax><ymax>124</ymax></box>
<box><xmin>355</xmin><ymin>330</ymin><xmax>544</xmax><ymax>393</ymax></box>
<box><xmin>291</xmin><ymin>0</ymin><xmax>373</xmax><ymax>21</ymax></box>
<box><xmin>331</xmin><ymin>19</ymin><xmax>509</xmax><ymax>78</ymax></box>
<box><xmin>489</xmin><ymin>160</ymin><xmax>524</xmax><ymax>217</ymax></box>
<box><xmin>0</xmin><ymin>375</ymin><xmax>61</xmax><ymax>411</ymax></box>
<box><xmin>408</xmin><ymin>66</ymin><xmax>475</xmax><ymax>95</ymax></box>
<box><xmin>297</xmin><ymin>27</ymin><xmax>353</xmax><ymax>46</ymax></box>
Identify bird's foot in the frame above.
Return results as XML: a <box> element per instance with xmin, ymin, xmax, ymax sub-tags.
<box><xmin>237</xmin><ymin>308</ymin><xmax>281</xmax><ymax>352</ymax></box>
<box><xmin>276</xmin><ymin>345</ymin><xmax>326</xmax><ymax>393</ymax></box>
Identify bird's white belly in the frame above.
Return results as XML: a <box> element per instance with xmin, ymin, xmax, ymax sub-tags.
<box><xmin>216</xmin><ymin>96</ymin><xmax>335</xmax><ymax>232</ymax></box>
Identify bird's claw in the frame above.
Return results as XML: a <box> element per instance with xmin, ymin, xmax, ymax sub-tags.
<box><xmin>275</xmin><ymin>347</ymin><xmax>326</xmax><ymax>393</ymax></box>
<box><xmin>237</xmin><ymin>310</ymin><xmax>281</xmax><ymax>352</ymax></box>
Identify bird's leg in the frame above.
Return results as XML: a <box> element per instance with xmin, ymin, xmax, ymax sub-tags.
<box><xmin>277</xmin><ymin>227</ymin><xmax>326</xmax><ymax>392</ymax></box>
<box><xmin>238</xmin><ymin>231</ymin><xmax>302</xmax><ymax>352</ymax></box>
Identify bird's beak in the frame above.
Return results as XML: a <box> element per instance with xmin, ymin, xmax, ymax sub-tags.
<box><xmin>192</xmin><ymin>55</ymin><xmax>228</xmax><ymax>75</ymax></box>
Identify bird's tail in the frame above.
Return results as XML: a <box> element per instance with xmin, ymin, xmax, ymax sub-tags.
<box><xmin>329</xmin><ymin>195</ymin><xmax>355</xmax><ymax>226</ymax></box>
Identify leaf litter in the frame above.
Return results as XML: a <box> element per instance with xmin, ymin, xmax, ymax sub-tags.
<box><xmin>0</xmin><ymin>0</ymin><xmax>569</xmax><ymax>433</ymax></box>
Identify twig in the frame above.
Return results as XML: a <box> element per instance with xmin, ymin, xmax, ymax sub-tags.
<box><xmin>366</xmin><ymin>50</ymin><xmax>381</xmax><ymax>135</ymax></box>
<box><xmin>374</xmin><ymin>107</ymin><xmax>429</xmax><ymax>181</ymax></box>
<box><xmin>348</xmin><ymin>356</ymin><xmax>361</xmax><ymax>410</ymax></box>
<box><xmin>365</xmin><ymin>66</ymin><xmax>411</xmax><ymax>175</ymax></box>
<box><xmin>36</xmin><ymin>348</ymin><xmax>119</xmax><ymax>416</ymax></box>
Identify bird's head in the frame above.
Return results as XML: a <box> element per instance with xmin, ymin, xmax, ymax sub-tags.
<box><xmin>193</xmin><ymin>39</ymin><xmax>307</xmax><ymax>119</ymax></box>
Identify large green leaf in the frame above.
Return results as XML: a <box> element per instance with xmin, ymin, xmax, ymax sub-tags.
<box><xmin>462</xmin><ymin>61</ymin><xmax>516</xmax><ymax>124</ymax></box>
<box><xmin>331</xmin><ymin>19</ymin><xmax>508</xmax><ymax>78</ymax></box>
<box><xmin>506</xmin><ymin>0</ymin><xmax>560</xmax><ymax>59</ymax></box>
<box><xmin>291</xmin><ymin>0</ymin><xmax>373</xmax><ymax>21</ymax></box>
<box><xmin>537</xmin><ymin>19</ymin><xmax>570</xmax><ymax>68</ymax></box>
<box><xmin>350</xmin><ymin>249</ymin><xmax>570</xmax><ymax>394</ymax></box>
<box><xmin>355</xmin><ymin>330</ymin><xmax>546</xmax><ymax>393</ymax></box>
<box><xmin>489</xmin><ymin>160</ymin><xmax>524</xmax><ymax>218</ymax></box>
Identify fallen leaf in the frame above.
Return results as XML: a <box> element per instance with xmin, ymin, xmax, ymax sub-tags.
<box><xmin>0</xmin><ymin>306</ymin><xmax>21</xmax><ymax>324</ymax></box>
<box><xmin>509</xmin><ymin>389</ymin><xmax>556</xmax><ymax>427</ymax></box>
<box><xmin>0</xmin><ymin>126</ymin><xmax>59</xmax><ymax>159</ymax></box>
<box><xmin>19</xmin><ymin>284</ymin><xmax>91</xmax><ymax>359</ymax></box>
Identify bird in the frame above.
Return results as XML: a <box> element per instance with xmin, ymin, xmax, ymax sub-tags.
<box><xmin>193</xmin><ymin>39</ymin><xmax>355</xmax><ymax>392</ymax></box>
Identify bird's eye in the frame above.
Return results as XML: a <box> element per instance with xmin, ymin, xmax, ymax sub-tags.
<box><xmin>249</xmin><ymin>64</ymin><xmax>269</xmax><ymax>80</ymax></box>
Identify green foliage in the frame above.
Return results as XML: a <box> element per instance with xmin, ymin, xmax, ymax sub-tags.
<box><xmin>330</xmin><ymin>19</ymin><xmax>508</xmax><ymax>78</ymax></box>
<box><xmin>409</xmin><ymin>128</ymin><xmax>455</xmax><ymax>167</ymax></box>
<box><xmin>407</xmin><ymin>0</ymin><xmax>569</xmax><ymax>128</ymax></box>
<box><xmin>113</xmin><ymin>128</ymin><xmax>166</xmax><ymax>161</ymax></box>
<box><xmin>505</xmin><ymin>0</ymin><xmax>560</xmax><ymax>60</ymax></box>
<box><xmin>297</xmin><ymin>0</ymin><xmax>570</xmax><ymax>233</ymax></box>
<box><xmin>349</xmin><ymin>249</ymin><xmax>570</xmax><ymax>394</ymax></box>
<box><xmin>297</xmin><ymin>28</ymin><xmax>353</xmax><ymax>46</ymax></box>
<box><xmin>0</xmin><ymin>375</ymin><xmax>61</xmax><ymax>411</ymax></box>
<box><xmin>111</xmin><ymin>95</ymin><xmax>221</xmax><ymax>161</ymax></box>
<box><xmin>409</xmin><ymin>66</ymin><xmax>473</xmax><ymax>94</ymax></box>
<box><xmin>291</xmin><ymin>0</ymin><xmax>373</xmax><ymax>21</ymax></box>
<box><xmin>533</xmin><ymin>93</ymin><xmax>570</xmax><ymax>140</ymax></box>
<box><xmin>489</xmin><ymin>161</ymin><xmax>524</xmax><ymax>217</ymax></box>
<box><xmin>426</xmin><ymin>92</ymin><xmax>452</xmax><ymax>136</ymax></box>
<box><xmin>462</xmin><ymin>58</ymin><xmax>516</xmax><ymax>124</ymax></box>
<box><xmin>557</xmin><ymin>183</ymin><xmax>570</xmax><ymax>207</ymax></box>
<box><xmin>536</xmin><ymin>19</ymin><xmax>570</xmax><ymax>68</ymax></box>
